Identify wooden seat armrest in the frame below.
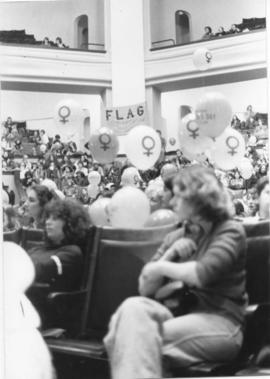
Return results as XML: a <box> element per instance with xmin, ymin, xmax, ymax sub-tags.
<box><xmin>48</xmin><ymin>290</ymin><xmax>87</xmax><ymax>301</ymax></box>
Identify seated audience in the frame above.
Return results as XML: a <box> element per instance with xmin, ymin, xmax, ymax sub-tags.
<box><xmin>229</xmin><ymin>24</ymin><xmax>241</xmax><ymax>34</ymax></box>
<box><xmin>104</xmin><ymin>165</ymin><xmax>247</xmax><ymax>379</ymax></box>
<box><xmin>215</xmin><ymin>26</ymin><xmax>226</xmax><ymax>37</ymax></box>
<box><xmin>42</xmin><ymin>37</ymin><xmax>52</xmax><ymax>47</ymax></box>
<box><xmin>55</xmin><ymin>37</ymin><xmax>67</xmax><ymax>48</ymax></box>
<box><xmin>202</xmin><ymin>26</ymin><xmax>213</xmax><ymax>39</ymax></box>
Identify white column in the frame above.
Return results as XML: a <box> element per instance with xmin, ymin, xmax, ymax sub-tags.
<box><xmin>110</xmin><ymin>0</ymin><xmax>145</xmax><ymax>106</ymax></box>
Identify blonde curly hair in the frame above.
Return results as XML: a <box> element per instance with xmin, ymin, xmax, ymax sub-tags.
<box><xmin>173</xmin><ymin>165</ymin><xmax>234</xmax><ymax>223</ymax></box>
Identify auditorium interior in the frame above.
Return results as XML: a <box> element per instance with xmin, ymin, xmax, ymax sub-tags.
<box><xmin>1</xmin><ymin>0</ymin><xmax>269</xmax><ymax>378</ymax></box>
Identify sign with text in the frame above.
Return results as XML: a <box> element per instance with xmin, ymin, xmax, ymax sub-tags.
<box><xmin>104</xmin><ymin>102</ymin><xmax>149</xmax><ymax>135</ymax></box>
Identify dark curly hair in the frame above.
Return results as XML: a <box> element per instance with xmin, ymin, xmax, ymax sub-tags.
<box><xmin>44</xmin><ymin>199</ymin><xmax>91</xmax><ymax>246</ymax></box>
<box><xmin>173</xmin><ymin>165</ymin><xmax>234</xmax><ymax>223</ymax></box>
<box><xmin>31</xmin><ymin>184</ymin><xmax>55</xmax><ymax>207</ymax></box>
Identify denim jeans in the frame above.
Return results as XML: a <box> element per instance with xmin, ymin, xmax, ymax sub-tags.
<box><xmin>104</xmin><ymin>296</ymin><xmax>243</xmax><ymax>379</ymax></box>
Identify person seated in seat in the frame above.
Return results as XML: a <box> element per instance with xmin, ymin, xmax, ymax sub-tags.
<box><xmin>201</xmin><ymin>26</ymin><xmax>213</xmax><ymax>39</ymax></box>
<box><xmin>20</xmin><ymin>184</ymin><xmax>57</xmax><ymax>229</ymax></box>
<box><xmin>42</xmin><ymin>37</ymin><xmax>52</xmax><ymax>47</ymax></box>
<box><xmin>28</xmin><ymin>198</ymin><xmax>90</xmax><ymax>292</ymax></box>
<box><xmin>229</xmin><ymin>24</ymin><xmax>241</xmax><ymax>34</ymax></box>
<box><xmin>104</xmin><ymin>165</ymin><xmax>247</xmax><ymax>379</ymax></box>
<box><xmin>55</xmin><ymin>37</ymin><xmax>67</xmax><ymax>48</ymax></box>
<box><xmin>215</xmin><ymin>26</ymin><xmax>226</xmax><ymax>37</ymax></box>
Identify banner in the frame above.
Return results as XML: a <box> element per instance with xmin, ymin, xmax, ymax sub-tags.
<box><xmin>103</xmin><ymin>102</ymin><xmax>149</xmax><ymax>136</ymax></box>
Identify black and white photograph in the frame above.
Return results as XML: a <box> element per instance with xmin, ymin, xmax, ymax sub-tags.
<box><xmin>0</xmin><ymin>0</ymin><xmax>269</xmax><ymax>378</ymax></box>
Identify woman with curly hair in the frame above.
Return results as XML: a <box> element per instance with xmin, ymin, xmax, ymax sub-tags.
<box><xmin>104</xmin><ymin>165</ymin><xmax>247</xmax><ymax>379</ymax></box>
<box><xmin>20</xmin><ymin>184</ymin><xmax>57</xmax><ymax>229</ymax></box>
<box><xmin>28</xmin><ymin>198</ymin><xmax>90</xmax><ymax>292</ymax></box>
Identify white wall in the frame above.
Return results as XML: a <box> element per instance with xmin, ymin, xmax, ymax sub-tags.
<box><xmin>0</xmin><ymin>0</ymin><xmax>105</xmax><ymax>48</ymax></box>
<box><xmin>0</xmin><ymin>91</ymin><xmax>101</xmax><ymax>148</ymax></box>
<box><xmin>150</xmin><ymin>0</ymin><xmax>266</xmax><ymax>43</ymax></box>
<box><xmin>161</xmin><ymin>78</ymin><xmax>268</xmax><ymax>151</ymax></box>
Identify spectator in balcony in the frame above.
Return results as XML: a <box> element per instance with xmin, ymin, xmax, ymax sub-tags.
<box><xmin>231</xmin><ymin>114</ymin><xmax>241</xmax><ymax>129</ymax></box>
<box><xmin>202</xmin><ymin>26</ymin><xmax>213</xmax><ymax>40</ymax></box>
<box><xmin>215</xmin><ymin>26</ymin><xmax>226</xmax><ymax>37</ymax></box>
<box><xmin>39</xmin><ymin>130</ymin><xmax>49</xmax><ymax>146</ymax></box>
<box><xmin>42</xmin><ymin>37</ymin><xmax>52</xmax><ymax>47</ymax></box>
<box><xmin>55</xmin><ymin>37</ymin><xmax>67</xmax><ymax>49</ymax></box>
<box><xmin>229</xmin><ymin>24</ymin><xmax>241</xmax><ymax>34</ymax></box>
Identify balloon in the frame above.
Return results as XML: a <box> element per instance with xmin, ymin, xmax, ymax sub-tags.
<box><xmin>195</xmin><ymin>92</ymin><xmax>233</xmax><ymax>138</ymax></box>
<box><xmin>248</xmin><ymin>135</ymin><xmax>257</xmax><ymax>146</ymax></box>
<box><xmin>125</xmin><ymin>125</ymin><xmax>161</xmax><ymax>170</ymax></box>
<box><xmin>3</xmin><ymin>242</ymin><xmax>35</xmax><ymax>294</ymax></box>
<box><xmin>108</xmin><ymin>186</ymin><xmax>150</xmax><ymax>228</ymax></box>
<box><xmin>88</xmin><ymin>197</ymin><xmax>111</xmax><ymax>226</ymax></box>
<box><xmin>145</xmin><ymin>209</ymin><xmax>178</xmax><ymax>227</ymax></box>
<box><xmin>210</xmin><ymin>127</ymin><xmax>246</xmax><ymax>171</ymax></box>
<box><xmin>169</xmin><ymin>137</ymin><xmax>176</xmax><ymax>146</ymax></box>
<box><xmin>41</xmin><ymin>179</ymin><xmax>57</xmax><ymax>192</ymax></box>
<box><xmin>40</xmin><ymin>144</ymin><xmax>47</xmax><ymax>153</ymax></box>
<box><xmin>54</xmin><ymin>189</ymin><xmax>65</xmax><ymax>199</ymax></box>
<box><xmin>88</xmin><ymin>127</ymin><xmax>119</xmax><ymax>164</ymax></box>
<box><xmin>54</xmin><ymin>99</ymin><xmax>84</xmax><ymax>130</ymax></box>
<box><xmin>88</xmin><ymin>170</ymin><xmax>101</xmax><ymax>185</ymax></box>
<box><xmin>121</xmin><ymin>167</ymin><xmax>142</xmax><ymax>187</ymax></box>
<box><xmin>160</xmin><ymin>163</ymin><xmax>178</xmax><ymax>180</ymax></box>
<box><xmin>87</xmin><ymin>184</ymin><xmax>100</xmax><ymax>199</ymax></box>
<box><xmin>238</xmin><ymin>158</ymin><xmax>254</xmax><ymax>179</ymax></box>
<box><xmin>193</xmin><ymin>47</ymin><xmax>213</xmax><ymax>71</ymax></box>
<box><xmin>179</xmin><ymin>113</ymin><xmax>214</xmax><ymax>156</ymax></box>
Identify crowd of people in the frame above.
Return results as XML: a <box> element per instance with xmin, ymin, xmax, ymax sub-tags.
<box><xmin>2</xmin><ymin>119</ymin><xmax>269</xmax><ymax>379</ymax></box>
<box><xmin>201</xmin><ymin>17</ymin><xmax>266</xmax><ymax>40</ymax></box>
<box><xmin>42</xmin><ymin>36</ymin><xmax>68</xmax><ymax>48</ymax></box>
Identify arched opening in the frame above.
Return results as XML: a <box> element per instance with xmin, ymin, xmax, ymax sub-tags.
<box><xmin>179</xmin><ymin>105</ymin><xmax>192</xmax><ymax>119</ymax></box>
<box><xmin>74</xmin><ymin>14</ymin><xmax>88</xmax><ymax>50</ymax></box>
<box><xmin>175</xmin><ymin>10</ymin><xmax>191</xmax><ymax>45</ymax></box>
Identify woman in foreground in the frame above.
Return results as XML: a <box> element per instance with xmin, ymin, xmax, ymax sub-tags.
<box><xmin>104</xmin><ymin>165</ymin><xmax>247</xmax><ymax>379</ymax></box>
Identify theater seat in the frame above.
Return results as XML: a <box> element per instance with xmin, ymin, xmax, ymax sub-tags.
<box><xmin>46</xmin><ymin>224</ymin><xmax>177</xmax><ymax>357</ymax></box>
<box><xmin>24</xmin><ymin>226</ymin><xmax>97</xmax><ymax>335</ymax></box>
<box><xmin>46</xmin><ymin>225</ymin><xmax>270</xmax><ymax>377</ymax></box>
<box><xmin>3</xmin><ymin>228</ymin><xmax>22</xmax><ymax>244</ymax></box>
<box><xmin>170</xmin><ymin>235</ymin><xmax>270</xmax><ymax>377</ymax></box>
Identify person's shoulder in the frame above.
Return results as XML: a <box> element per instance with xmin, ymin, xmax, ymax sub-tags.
<box><xmin>57</xmin><ymin>244</ymin><xmax>82</xmax><ymax>255</ymax></box>
<box><xmin>216</xmin><ymin>219</ymin><xmax>246</xmax><ymax>238</ymax></box>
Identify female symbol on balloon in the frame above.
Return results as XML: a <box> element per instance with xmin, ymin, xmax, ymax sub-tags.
<box><xmin>58</xmin><ymin>105</ymin><xmax>71</xmax><ymax>124</ymax></box>
<box><xmin>142</xmin><ymin>136</ymin><xmax>155</xmax><ymax>157</ymax></box>
<box><xmin>186</xmin><ymin>120</ymin><xmax>199</xmax><ymax>139</ymax></box>
<box><xmin>99</xmin><ymin>133</ymin><xmax>111</xmax><ymax>151</ymax></box>
<box><xmin>226</xmin><ymin>136</ymin><xmax>240</xmax><ymax>156</ymax></box>
<box><xmin>205</xmin><ymin>51</ymin><xmax>212</xmax><ymax>64</ymax></box>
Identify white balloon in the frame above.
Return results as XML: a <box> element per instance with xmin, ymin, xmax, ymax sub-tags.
<box><xmin>54</xmin><ymin>99</ymin><xmax>84</xmax><ymax>137</ymax></box>
<box><xmin>108</xmin><ymin>186</ymin><xmax>150</xmax><ymax>228</ymax></box>
<box><xmin>87</xmin><ymin>184</ymin><xmax>100</xmax><ymax>199</ymax></box>
<box><xmin>210</xmin><ymin>127</ymin><xmax>246</xmax><ymax>171</ymax></box>
<box><xmin>125</xmin><ymin>125</ymin><xmax>162</xmax><ymax>170</ymax></box>
<box><xmin>179</xmin><ymin>113</ymin><xmax>214</xmax><ymax>155</ymax></box>
<box><xmin>195</xmin><ymin>92</ymin><xmax>233</xmax><ymax>138</ymax></box>
<box><xmin>88</xmin><ymin>171</ymin><xmax>101</xmax><ymax>185</ymax></box>
<box><xmin>193</xmin><ymin>47</ymin><xmax>213</xmax><ymax>71</ymax></box>
<box><xmin>121</xmin><ymin>167</ymin><xmax>142</xmax><ymax>187</ymax></box>
<box><xmin>88</xmin><ymin>197</ymin><xmax>111</xmax><ymax>226</ymax></box>
<box><xmin>238</xmin><ymin>158</ymin><xmax>254</xmax><ymax>179</ymax></box>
